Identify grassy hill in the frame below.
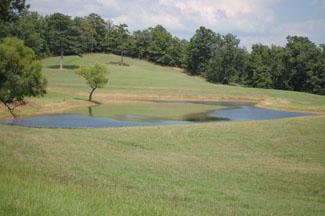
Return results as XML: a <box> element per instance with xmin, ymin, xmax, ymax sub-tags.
<box><xmin>0</xmin><ymin>54</ymin><xmax>324</xmax><ymax>215</ymax></box>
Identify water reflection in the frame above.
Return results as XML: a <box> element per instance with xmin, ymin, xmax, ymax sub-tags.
<box><xmin>88</xmin><ymin>107</ymin><xmax>93</xmax><ymax>116</ymax></box>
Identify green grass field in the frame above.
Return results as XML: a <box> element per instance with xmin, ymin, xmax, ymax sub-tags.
<box><xmin>0</xmin><ymin>53</ymin><xmax>324</xmax><ymax>215</ymax></box>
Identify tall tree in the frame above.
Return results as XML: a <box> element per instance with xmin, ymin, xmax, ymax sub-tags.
<box><xmin>46</xmin><ymin>13</ymin><xmax>80</xmax><ymax>69</ymax></box>
<box><xmin>167</xmin><ymin>37</ymin><xmax>188</xmax><ymax>68</ymax></box>
<box><xmin>86</xmin><ymin>13</ymin><xmax>106</xmax><ymax>53</ymax></box>
<box><xmin>132</xmin><ymin>29</ymin><xmax>150</xmax><ymax>59</ymax></box>
<box><xmin>9</xmin><ymin>11</ymin><xmax>46</xmax><ymax>57</ymax></box>
<box><xmin>103</xmin><ymin>19</ymin><xmax>116</xmax><ymax>53</ymax></box>
<box><xmin>246</xmin><ymin>44</ymin><xmax>273</xmax><ymax>88</ymax></box>
<box><xmin>186</xmin><ymin>27</ymin><xmax>219</xmax><ymax>76</ymax></box>
<box><xmin>283</xmin><ymin>36</ymin><xmax>321</xmax><ymax>92</ymax></box>
<box><xmin>268</xmin><ymin>45</ymin><xmax>285</xmax><ymax>89</ymax></box>
<box><xmin>73</xmin><ymin>16</ymin><xmax>91</xmax><ymax>53</ymax></box>
<box><xmin>206</xmin><ymin>34</ymin><xmax>246</xmax><ymax>84</ymax></box>
<box><xmin>115</xmin><ymin>24</ymin><xmax>129</xmax><ymax>66</ymax></box>
<box><xmin>0</xmin><ymin>37</ymin><xmax>47</xmax><ymax>117</ymax></box>
<box><xmin>146</xmin><ymin>25</ymin><xmax>174</xmax><ymax>65</ymax></box>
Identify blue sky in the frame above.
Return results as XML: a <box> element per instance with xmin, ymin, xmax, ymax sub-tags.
<box><xmin>29</xmin><ymin>0</ymin><xmax>325</xmax><ymax>50</ymax></box>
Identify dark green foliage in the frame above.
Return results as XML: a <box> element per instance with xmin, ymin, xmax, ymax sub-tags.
<box><xmin>268</xmin><ymin>45</ymin><xmax>285</xmax><ymax>89</ymax></box>
<box><xmin>146</xmin><ymin>25</ymin><xmax>173</xmax><ymax>65</ymax></box>
<box><xmin>122</xmin><ymin>25</ymin><xmax>187</xmax><ymax>68</ymax></box>
<box><xmin>246</xmin><ymin>44</ymin><xmax>273</xmax><ymax>88</ymax></box>
<box><xmin>10</xmin><ymin>12</ymin><xmax>46</xmax><ymax>57</ymax></box>
<box><xmin>46</xmin><ymin>13</ymin><xmax>82</xmax><ymax>69</ymax></box>
<box><xmin>46</xmin><ymin>13</ymin><xmax>73</xmax><ymax>54</ymax></box>
<box><xmin>86</xmin><ymin>13</ymin><xmax>106</xmax><ymax>53</ymax></box>
<box><xmin>186</xmin><ymin>26</ymin><xmax>218</xmax><ymax>76</ymax></box>
<box><xmin>205</xmin><ymin>34</ymin><xmax>247</xmax><ymax>84</ymax></box>
<box><xmin>282</xmin><ymin>36</ymin><xmax>323</xmax><ymax>93</ymax></box>
<box><xmin>0</xmin><ymin>11</ymin><xmax>48</xmax><ymax>58</ymax></box>
<box><xmin>167</xmin><ymin>38</ymin><xmax>188</xmax><ymax>68</ymax></box>
<box><xmin>0</xmin><ymin>37</ymin><xmax>47</xmax><ymax>117</ymax></box>
<box><xmin>0</xmin><ymin>0</ymin><xmax>28</xmax><ymax>22</ymax></box>
<box><xmin>242</xmin><ymin>37</ymin><xmax>324</xmax><ymax>94</ymax></box>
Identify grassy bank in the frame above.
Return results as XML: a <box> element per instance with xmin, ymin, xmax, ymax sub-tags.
<box><xmin>1</xmin><ymin>116</ymin><xmax>324</xmax><ymax>215</ymax></box>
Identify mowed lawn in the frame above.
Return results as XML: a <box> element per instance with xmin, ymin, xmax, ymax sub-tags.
<box><xmin>0</xmin><ymin>53</ymin><xmax>325</xmax><ymax>215</ymax></box>
<box><xmin>40</xmin><ymin>54</ymin><xmax>325</xmax><ymax>114</ymax></box>
<box><xmin>0</xmin><ymin>116</ymin><xmax>324</xmax><ymax>215</ymax></box>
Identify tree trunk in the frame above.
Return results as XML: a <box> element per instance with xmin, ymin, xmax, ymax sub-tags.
<box><xmin>60</xmin><ymin>46</ymin><xmax>63</xmax><ymax>70</ymax></box>
<box><xmin>91</xmin><ymin>30</ymin><xmax>93</xmax><ymax>53</ymax></box>
<box><xmin>0</xmin><ymin>99</ymin><xmax>17</xmax><ymax>118</ymax></box>
<box><xmin>121</xmin><ymin>48</ymin><xmax>124</xmax><ymax>66</ymax></box>
<box><xmin>89</xmin><ymin>87</ymin><xmax>97</xmax><ymax>101</ymax></box>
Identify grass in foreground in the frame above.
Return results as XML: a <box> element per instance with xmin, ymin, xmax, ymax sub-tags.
<box><xmin>0</xmin><ymin>116</ymin><xmax>324</xmax><ymax>215</ymax></box>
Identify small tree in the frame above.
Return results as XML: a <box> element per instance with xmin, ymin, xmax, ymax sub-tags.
<box><xmin>75</xmin><ymin>64</ymin><xmax>109</xmax><ymax>102</ymax></box>
<box><xmin>0</xmin><ymin>37</ymin><xmax>47</xmax><ymax>117</ymax></box>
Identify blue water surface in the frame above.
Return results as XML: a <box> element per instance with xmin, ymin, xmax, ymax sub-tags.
<box><xmin>0</xmin><ymin>101</ymin><xmax>316</xmax><ymax>128</ymax></box>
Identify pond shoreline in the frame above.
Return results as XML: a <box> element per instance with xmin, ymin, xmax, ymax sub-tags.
<box><xmin>0</xmin><ymin>101</ymin><xmax>318</xmax><ymax>129</ymax></box>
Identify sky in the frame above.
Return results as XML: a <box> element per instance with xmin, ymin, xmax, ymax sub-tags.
<box><xmin>29</xmin><ymin>0</ymin><xmax>325</xmax><ymax>50</ymax></box>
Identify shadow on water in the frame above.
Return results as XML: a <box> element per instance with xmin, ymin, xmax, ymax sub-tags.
<box><xmin>107</xmin><ymin>61</ymin><xmax>130</xmax><ymax>67</ymax></box>
<box><xmin>182</xmin><ymin>112</ymin><xmax>230</xmax><ymax>122</ymax></box>
<box><xmin>47</xmin><ymin>65</ymin><xmax>80</xmax><ymax>70</ymax></box>
<box><xmin>111</xmin><ymin>111</ymin><xmax>230</xmax><ymax>123</ymax></box>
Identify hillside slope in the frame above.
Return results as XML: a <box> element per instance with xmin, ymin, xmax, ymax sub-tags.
<box><xmin>2</xmin><ymin>53</ymin><xmax>322</xmax><ymax>118</ymax></box>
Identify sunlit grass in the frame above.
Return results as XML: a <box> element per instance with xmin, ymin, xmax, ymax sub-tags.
<box><xmin>0</xmin><ymin>116</ymin><xmax>324</xmax><ymax>215</ymax></box>
<box><xmin>40</xmin><ymin>54</ymin><xmax>325</xmax><ymax>113</ymax></box>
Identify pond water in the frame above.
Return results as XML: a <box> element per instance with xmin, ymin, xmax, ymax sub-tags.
<box><xmin>0</xmin><ymin>101</ymin><xmax>316</xmax><ymax>128</ymax></box>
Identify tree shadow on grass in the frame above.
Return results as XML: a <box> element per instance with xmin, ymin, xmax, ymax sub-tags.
<box><xmin>107</xmin><ymin>61</ymin><xmax>130</xmax><ymax>67</ymax></box>
<box><xmin>74</xmin><ymin>97</ymin><xmax>101</xmax><ymax>105</ymax></box>
<box><xmin>47</xmin><ymin>65</ymin><xmax>80</xmax><ymax>70</ymax></box>
<box><xmin>74</xmin><ymin>97</ymin><xmax>88</xmax><ymax>101</ymax></box>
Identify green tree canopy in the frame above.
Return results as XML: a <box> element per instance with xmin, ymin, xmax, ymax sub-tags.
<box><xmin>186</xmin><ymin>26</ymin><xmax>219</xmax><ymax>76</ymax></box>
<box><xmin>206</xmin><ymin>34</ymin><xmax>247</xmax><ymax>84</ymax></box>
<box><xmin>0</xmin><ymin>37</ymin><xmax>47</xmax><ymax>117</ymax></box>
<box><xmin>283</xmin><ymin>36</ymin><xmax>322</xmax><ymax>92</ymax></box>
<box><xmin>0</xmin><ymin>0</ymin><xmax>29</xmax><ymax>22</ymax></box>
<box><xmin>75</xmin><ymin>64</ymin><xmax>109</xmax><ymax>101</ymax></box>
<box><xmin>46</xmin><ymin>13</ymin><xmax>81</xmax><ymax>69</ymax></box>
<box><xmin>246</xmin><ymin>44</ymin><xmax>273</xmax><ymax>88</ymax></box>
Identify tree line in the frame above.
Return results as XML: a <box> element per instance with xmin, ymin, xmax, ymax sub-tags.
<box><xmin>1</xmin><ymin>8</ymin><xmax>324</xmax><ymax>95</ymax></box>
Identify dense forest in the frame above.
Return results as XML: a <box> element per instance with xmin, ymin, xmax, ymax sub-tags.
<box><xmin>1</xmin><ymin>5</ymin><xmax>324</xmax><ymax>95</ymax></box>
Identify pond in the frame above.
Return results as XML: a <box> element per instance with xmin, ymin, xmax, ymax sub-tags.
<box><xmin>0</xmin><ymin>101</ymin><xmax>316</xmax><ymax>128</ymax></box>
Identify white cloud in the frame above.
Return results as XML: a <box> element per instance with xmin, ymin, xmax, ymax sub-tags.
<box><xmin>273</xmin><ymin>19</ymin><xmax>325</xmax><ymax>43</ymax></box>
<box><xmin>29</xmin><ymin>0</ymin><xmax>281</xmax><ymax>33</ymax></box>
<box><xmin>311</xmin><ymin>0</ymin><xmax>325</xmax><ymax>8</ymax></box>
<box><xmin>240</xmin><ymin>18</ymin><xmax>325</xmax><ymax>50</ymax></box>
<box><xmin>108</xmin><ymin>0</ymin><xmax>280</xmax><ymax>33</ymax></box>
